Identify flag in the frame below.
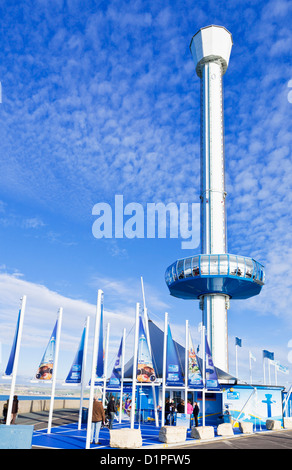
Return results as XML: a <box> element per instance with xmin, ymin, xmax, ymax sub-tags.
<box><xmin>188</xmin><ymin>331</ymin><xmax>203</xmax><ymax>388</ymax></box>
<box><xmin>65</xmin><ymin>326</ymin><xmax>86</xmax><ymax>384</ymax></box>
<box><xmin>273</xmin><ymin>360</ymin><xmax>289</xmax><ymax>375</ymax></box>
<box><xmin>4</xmin><ymin>309</ymin><xmax>21</xmax><ymax>377</ymax></box>
<box><xmin>235</xmin><ymin>337</ymin><xmax>242</xmax><ymax>347</ymax></box>
<box><xmin>263</xmin><ymin>350</ymin><xmax>274</xmax><ymax>360</ymax></box>
<box><xmin>108</xmin><ymin>336</ymin><xmax>123</xmax><ymax>387</ymax></box>
<box><xmin>137</xmin><ymin>316</ymin><xmax>156</xmax><ymax>383</ymax></box>
<box><xmin>166</xmin><ymin>325</ymin><xmax>184</xmax><ymax>386</ymax></box>
<box><xmin>35</xmin><ymin>321</ymin><xmax>58</xmax><ymax>380</ymax></box>
<box><xmin>249</xmin><ymin>351</ymin><xmax>256</xmax><ymax>362</ymax></box>
<box><xmin>205</xmin><ymin>337</ymin><xmax>220</xmax><ymax>390</ymax></box>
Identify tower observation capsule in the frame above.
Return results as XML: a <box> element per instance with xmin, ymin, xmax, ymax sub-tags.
<box><xmin>165</xmin><ymin>26</ymin><xmax>265</xmax><ymax>373</ymax></box>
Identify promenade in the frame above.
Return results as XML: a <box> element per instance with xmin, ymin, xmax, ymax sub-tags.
<box><xmin>9</xmin><ymin>409</ymin><xmax>292</xmax><ymax>450</ymax></box>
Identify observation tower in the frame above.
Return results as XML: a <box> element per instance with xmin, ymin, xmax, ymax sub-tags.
<box><xmin>165</xmin><ymin>26</ymin><xmax>265</xmax><ymax>373</ymax></box>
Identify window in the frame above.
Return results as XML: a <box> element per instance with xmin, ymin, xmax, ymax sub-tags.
<box><xmin>200</xmin><ymin>256</ymin><xmax>209</xmax><ymax>275</ymax></box>
<box><xmin>219</xmin><ymin>255</ymin><xmax>228</xmax><ymax>275</ymax></box>
<box><xmin>210</xmin><ymin>255</ymin><xmax>219</xmax><ymax>275</ymax></box>
<box><xmin>245</xmin><ymin>258</ymin><xmax>253</xmax><ymax>279</ymax></box>
<box><xmin>192</xmin><ymin>256</ymin><xmax>199</xmax><ymax>276</ymax></box>
<box><xmin>184</xmin><ymin>257</ymin><xmax>192</xmax><ymax>277</ymax></box>
<box><xmin>229</xmin><ymin>255</ymin><xmax>237</xmax><ymax>276</ymax></box>
<box><xmin>177</xmin><ymin>259</ymin><xmax>184</xmax><ymax>279</ymax></box>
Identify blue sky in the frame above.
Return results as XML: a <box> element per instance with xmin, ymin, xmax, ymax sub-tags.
<box><xmin>0</xmin><ymin>0</ymin><xmax>291</xmax><ymax>387</ymax></box>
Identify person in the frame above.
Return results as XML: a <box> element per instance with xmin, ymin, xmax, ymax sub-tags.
<box><xmin>193</xmin><ymin>401</ymin><xmax>199</xmax><ymax>427</ymax></box>
<box><xmin>187</xmin><ymin>400</ymin><xmax>193</xmax><ymax>415</ymax></box>
<box><xmin>177</xmin><ymin>400</ymin><xmax>184</xmax><ymax>413</ymax></box>
<box><xmin>1</xmin><ymin>401</ymin><xmax>8</xmax><ymax>423</ymax></box>
<box><xmin>124</xmin><ymin>398</ymin><xmax>131</xmax><ymax>417</ymax></box>
<box><xmin>107</xmin><ymin>396</ymin><xmax>117</xmax><ymax>430</ymax></box>
<box><xmin>11</xmin><ymin>395</ymin><xmax>19</xmax><ymax>425</ymax></box>
<box><xmin>91</xmin><ymin>396</ymin><xmax>105</xmax><ymax>445</ymax></box>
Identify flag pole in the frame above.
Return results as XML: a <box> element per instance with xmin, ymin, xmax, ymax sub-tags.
<box><xmin>202</xmin><ymin>324</ymin><xmax>206</xmax><ymax>427</ymax></box>
<box><xmin>161</xmin><ymin>312</ymin><xmax>168</xmax><ymax>427</ymax></box>
<box><xmin>235</xmin><ymin>343</ymin><xmax>238</xmax><ymax>379</ymax></box>
<box><xmin>47</xmin><ymin>307</ymin><xmax>63</xmax><ymax>434</ymax></box>
<box><xmin>130</xmin><ymin>303</ymin><xmax>139</xmax><ymax>429</ymax></box>
<box><xmin>119</xmin><ymin>328</ymin><xmax>126</xmax><ymax>424</ymax></box>
<box><xmin>86</xmin><ymin>290</ymin><xmax>103</xmax><ymax>449</ymax></box>
<box><xmin>6</xmin><ymin>295</ymin><xmax>26</xmax><ymax>425</ymax></box>
<box><xmin>78</xmin><ymin>316</ymin><xmax>90</xmax><ymax>430</ymax></box>
<box><xmin>140</xmin><ymin>277</ymin><xmax>159</xmax><ymax>427</ymax></box>
<box><xmin>184</xmin><ymin>320</ymin><xmax>188</xmax><ymax>415</ymax></box>
<box><xmin>249</xmin><ymin>352</ymin><xmax>252</xmax><ymax>385</ymax></box>
<box><xmin>103</xmin><ymin>323</ymin><xmax>110</xmax><ymax>407</ymax></box>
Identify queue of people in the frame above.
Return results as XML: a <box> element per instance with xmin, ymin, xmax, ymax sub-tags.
<box><xmin>164</xmin><ymin>398</ymin><xmax>200</xmax><ymax>427</ymax></box>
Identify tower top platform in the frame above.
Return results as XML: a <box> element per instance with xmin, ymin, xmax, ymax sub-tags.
<box><xmin>190</xmin><ymin>25</ymin><xmax>233</xmax><ymax>77</ymax></box>
<box><xmin>165</xmin><ymin>253</ymin><xmax>265</xmax><ymax>300</ymax></box>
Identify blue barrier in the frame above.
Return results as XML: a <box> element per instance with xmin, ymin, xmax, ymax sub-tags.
<box><xmin>0</xmin><ymin>425</ymin><xmax>34</xmax><ymax>449</ymax></box>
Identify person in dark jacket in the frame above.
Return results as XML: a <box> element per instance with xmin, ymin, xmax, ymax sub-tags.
<box><xmin>193</xmin><ymin>401</ymin><xmax>200</xmax><ymax>427</ymax></box>
<box><xmin>91</xmin><ymin>396</ymin><xmax>105</xmax><ymax>444</ymax></box>
<box><xmin>106</xmin><ymin>397</ymin><xmax>117</xmax><ymax>429</ymax></box>
<box><xmin>11</xmin><ymin>396</ymin><xmax>19</xmax><ymax>424</ymax></box>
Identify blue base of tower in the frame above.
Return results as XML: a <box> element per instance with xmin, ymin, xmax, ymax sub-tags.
<box><xmin>165</xmin><ymin>253</ymin><xmax>264</xmax><ymax>300</ymax></box>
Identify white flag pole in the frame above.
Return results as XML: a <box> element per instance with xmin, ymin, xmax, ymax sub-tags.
<box><xmin>6</xmin><ymin>295</ymin><xmax>26</xmax><ymax>426</ymax></box>
<box><xmin>119</xmin><ymin>328</ymin><xmax>126</xmax><ymax>424</ymax></box>
<box><xmin>140</xmin><ymin>277</ymin><xmax>159</xmax><ymax>427</ymax></box>
<box><xmin>130</xmin><ymin>303</ymin><xmax>140</xmax><ymax>429</ymax></box>
<box><xmin>202</xmin><ymin>324</ymin><xmax>206</xmax><ymax>427</ymax></box>
<box><xmin>263</xmin><ymin>356</ymin><xmax>266</xmax><ymax>384</ymax></box>
<box><xmin>235</xmin><ymin>344</ymin><xmax>238</xmax><ymax>379</ymax></box>
<box><xmin>47</xmin><ymin>307</ymin><xmax>63</xmax><ymax>434</ymax></box>
<box><xmin>249</xmin><ymin>352</ymin><xmax>252</xmax><ymax>385</ymax></box>
<box><xmin>103</xmin><ymin>323</ymin><xmax>110</xmax><ymax>407</ymax></box>
<box><xmin>161</xmin><ymin>312</ymin><xmax>168</xmax><ymax>427</ymax></box>
<box><xmin>268</xmin><ymin>359</ymin><xmax>271</xmax><ymax>385</ymax></box>
<box><xmin>86</xmin><ymin>290</ymin><xmax>103</xmax><ymax>449</ymax></box>
<box><xmin>184</xmin><ymin>320</ymin><xmax>189</xmax><ymax>415</ymax></box>
<box><xmin>78</xmin><ymin>316</ymin><xmax>90</xmax><ymax>430</ymax></box>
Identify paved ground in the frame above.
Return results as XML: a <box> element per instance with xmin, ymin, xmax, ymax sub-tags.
<box><xmin>9</xmin><ymin>409</ymin><xmax>292</xmax><ymax>450</ymax></box>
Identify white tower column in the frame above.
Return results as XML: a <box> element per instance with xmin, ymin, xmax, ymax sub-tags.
<box><xmin>190</xmin><ymin>25</ymin><xmax>233</xmax><ymax>372</ymax></box>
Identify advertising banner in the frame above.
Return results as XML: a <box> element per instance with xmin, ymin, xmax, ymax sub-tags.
<box><xmin>3</xmin><ymin>309</ymin><xmax>21</xmax><ymax>377</ymax></box>
<box><xmin>35</xmin><ymin>321</ymin><xmax>58</xmax><ymax>380</ymax></box>
<box><xmin>65</xmin><ymin>326</ymin><xmax>86</xmax><ymax>384</ymax></box>
<box><xmin>166</xmin><ymin>325</ymin><xmax>184</xmax><ymax>387</ymax></box>
<box><xmin>108</xmin><ymin>335</ymin><xmax>123</xmax><ymax>388</ymax></box>
<box><xmin>137</xmin><ymin>316</ymin><xmax>156</xmax><ymax>383</ymax></box>
<box><xmin>205</xmin><ymin>337</ymin><xmax>220</xmax><ymax>390</ymax></box>
<box><xmin>188</xmin><ymin>331</ymin><xmax>204</xmax><ymax>389</ymax></box>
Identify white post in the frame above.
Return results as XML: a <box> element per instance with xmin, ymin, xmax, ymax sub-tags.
<box><xmin>249</xmin><ymin>352</ymin><xmax>252</xmax><ymax>385</ymax></box>
<box><xmin>78</xmin><ymin>316</ymin><xmax>90</xmax><ymax>430</ymax></box>
<box><xmin>268</xmin><ymin>359</ymin><xmax>271</xmax><ymax>385</ymax></box>
<box><xmin>235</xmin><ymin>344</ymin><xmax>238</xmax><ymax>379</ymax></box>
<box><xmin>161</xmin><ymin>312</ymin><xmax>168</xmax><ymax>427</ymax></box>
<box><xmin>130</xmin><ymin>303</ymin><xmax>139</xmax><ymax>429</ymax></box>
<box><xmin>274</xmin><ymin>363</ymin><xmax>277</xmax><ymax>386</ymax></box>
<box><xmin>184</xmin><ymin>320</ymin><xmax>189</xmax><ymax>415</ymax></box>
<box><xmin>119</xmin><ymin>328</ymin><xmax>126</xmax><ymax>424</ymax></box>
<box><xmin>103</xmin><ymin>323</ymin><xmax>110</xmax><ymax>407</ymax></box>
<box><xmin>6</xmin><ymin>295</ymin><xmax>26</xmax><ymax>425</ymax></box>
<box><xmin>263</xmin><ymin>357</ymin><xmax>266</xmax><ymax>385</ymax></box>
<box><xmin>47</xmin><ymin>307</ymin><xmax>63</xmax><ymax>434</ymax></box>
<box><xmin>86</xmin><ymin>290</ymin><xmax>103</xmax><ymax>449</ymax></box>
<box><xmin>202</xmin><ymin>324</ymin><xmax>206</xmax><ymax>427</ymax></box>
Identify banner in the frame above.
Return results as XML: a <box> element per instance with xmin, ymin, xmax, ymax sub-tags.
<box><xmin>166</xmin><ymin>325</ymin><xmax>184</xmax><ymax>387</ymax></box>
<box><xmin>263</xmin><ymin>350</ymin><xmax>274</xmax><ymax>361</ymax></box>
<box><xmin>205</xmin><ymin>337</ymin><xmax>220</xmax><ymax>390</ymax></box>
<box><xmin>188</xmin><ymin>331</ymin><xmax>204</xmax><ymax>389</ymax></box>
<box><xmin>108</xmin><ymin>335</ymin><xmax>123</xmax><ymax>388</ymax></box>
<box><xmin>35</xmin><ymin>321</ymin><xmax>58</xmax><ymax>380</ymax></box>
<box><xmin>65</xmin><ymin>326</ymin><xmax>86</xmax><ymax>384</ymax></box>
<box><xmin>88</xmin><ymin>298</ymin><xmax>104</xmax><ymax>386</ymax></box>
<box><xmin>3</xmin><ymin>309</ymin><xmax>21</xmax><ymax>377</ymax></box>
<box><xmin>137</xmin><ymin>316</ymin><xmax>156</xmax><ymax>383</ymax></box>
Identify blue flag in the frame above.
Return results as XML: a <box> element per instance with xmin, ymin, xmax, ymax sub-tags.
<box><xmin>4</xmin><ymin>309</ymin><xmax>21</xmax><ymax>377</ymax></box>
<box><xmin>263</xmin><ymin>350</ymin><xmax>274</xmax><ymax>360</ymax></box>
<box><xmin>108</xmin><ymin>336</ymin><xmax>123</xmax><ymax>388</ymax></box>
<box><xmin>235</xmin><ymin>337</ymin><xmax>242</xmax><ymax>347</ymax></box>
<box><xmin>166</xmin><ymin>325</ymin><xmax>184</xmax><ymax>387</ymax></box>
<box><xmin>65</xmin><ymin>326</ymin><xmax>86</xmax><ymax>384</ymax></box>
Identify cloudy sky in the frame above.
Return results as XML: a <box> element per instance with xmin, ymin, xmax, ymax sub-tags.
<box><xmin>0</xmin><ymin>0</ymin><xmax>291</xmax><ymax>387</ymax></box>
